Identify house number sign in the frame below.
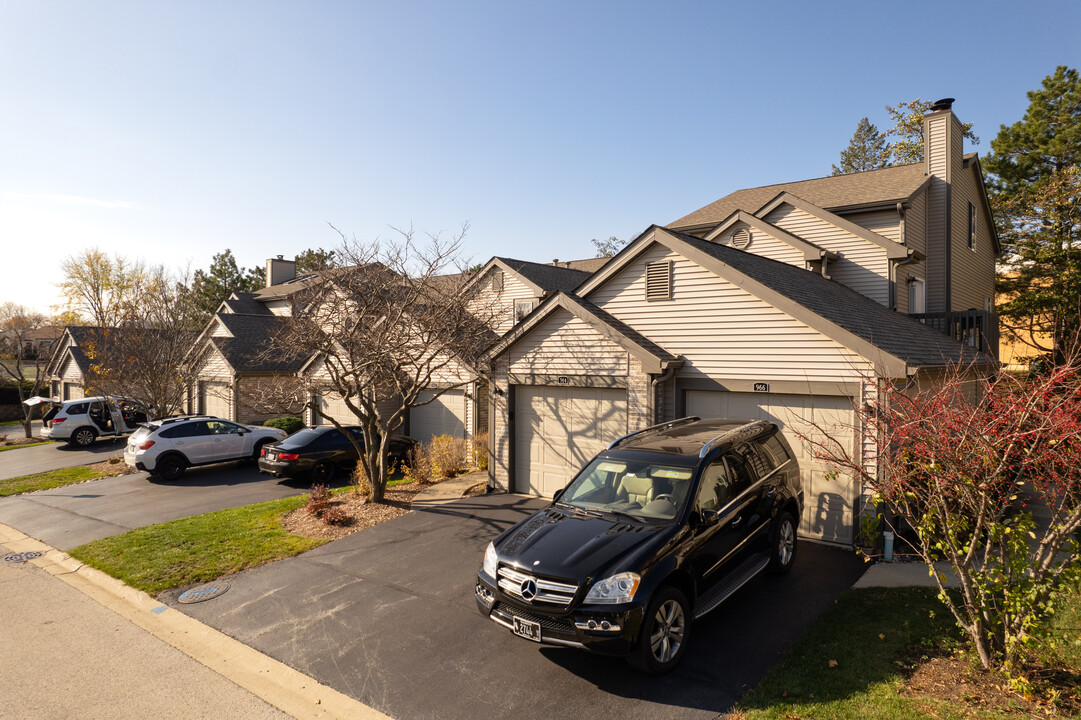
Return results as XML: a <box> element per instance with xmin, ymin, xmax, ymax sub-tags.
<box><xmin>557</xmin><ymin>376</ymin><xmax>570</xmax><ymax>385</ymax></box>
<box><xmin>753</xmin><ymin>382</ymin><xmax>769</xmax><ymax>393</ymax></box>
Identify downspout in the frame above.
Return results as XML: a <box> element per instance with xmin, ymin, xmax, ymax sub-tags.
<box><xmin>888</xmin><ymin>203</ymin><xmax>913</xmax><ymax>311</ymax></box>
<box><xmin>650</xmin><ymin>361</ymin><xmax>680</xmax><ymax>423</ymax></box>
<box><xmin>819</xmin><ymin>251</ymin><xmax>832</xmax><ymax>280</ymax></box>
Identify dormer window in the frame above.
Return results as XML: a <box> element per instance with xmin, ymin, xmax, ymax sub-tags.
<box><xmin>645</xmin><ymin>260</ymin><xmax>673</xmax><ymax>301</ymax></box>
<box><xmin>514</xmin><ymin>300</ymin><xmax>535</xmax><ymax>322</ymax></box>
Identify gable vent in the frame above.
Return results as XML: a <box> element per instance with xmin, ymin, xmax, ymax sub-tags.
<box><xmin>645</xmin><ymin>260</ymin><xmax>672</xmax><ymax>301</ymax></box>
<box><xmin>731</xmin><ymin>228</ymin><xmax>752</xmax><ymax>249</ymax></box>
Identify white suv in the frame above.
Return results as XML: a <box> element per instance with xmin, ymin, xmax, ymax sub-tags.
<box><xmin>28</xmin><ymin>396</ymin><xmax>153</xmax><ymax>447</ymax></box>
<box><xmin>125</xmin><ymin>416</ymin><xmax>287</xmax><ymax>480</ymax></box>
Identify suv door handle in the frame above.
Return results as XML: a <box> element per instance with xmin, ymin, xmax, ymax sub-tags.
<box><xmin>730</xmin><ymin>515</ymin><xmax>743</xmax><ymax>528</ymax></box>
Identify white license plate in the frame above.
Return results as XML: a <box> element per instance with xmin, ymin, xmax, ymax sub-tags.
<box><xmin>512</xmin><ymin>616</ymin><xmax>541</xmax><ymax>642</ymax></box>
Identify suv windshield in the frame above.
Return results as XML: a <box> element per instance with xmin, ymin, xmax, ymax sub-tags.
<box><xmin>559</xmin><ymin>455</ymin><xmax>697</xmax><ymax>521</ymax></box>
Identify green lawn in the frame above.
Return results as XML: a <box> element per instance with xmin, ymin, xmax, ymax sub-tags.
<box><xmin>0</xmin><ymin>440</ymin><xmax>53</xmax><ymax>452</ymax></box>
<box><xmin>734</xmin><ymin>582</ymin><xmax>1081</xmax><ymax>719</ymax></box>
<box><xmin>69</xmin><ymin>496</ymin><xmax>326</xmax><ymax>594</ymax></box>
<box><xmin>0</xmin><ymin>466</ymin><xmax>112</xmax><ymax>496</ymax></box>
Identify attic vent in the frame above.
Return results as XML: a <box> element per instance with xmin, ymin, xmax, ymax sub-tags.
<box><xmin>491</xmin><ymin>270</ymin><xmax>503</xmax><ymax>293</ymax></box>
<box><xmin>645</xmin><ymin>260</ymin><xmax>672</xmax><ymax>301</ymax></box>
<box><xmin>731</xmin><ymin>228</ymin><xmax>752</xmax><ymax>249</ymax></box>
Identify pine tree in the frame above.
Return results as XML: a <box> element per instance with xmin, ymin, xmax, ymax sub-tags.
<box><xmin>831</xmin><ymin>117</ymin><xmax>891</xmax><ymax>175</ymax></box>
<box><xmin>983</xmin><ymin>66</ymin><xmax>1081</xmax><ymax>359</ymax></box>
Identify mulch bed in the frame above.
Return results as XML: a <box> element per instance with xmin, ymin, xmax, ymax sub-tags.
<box><xmin>898</xmin><ymin>650</ymin><xmax>1081</xmax><ymax>717</ymax></box>
<box><xmin>86</xmin><ymin>459</ymin><xmax>139</xmax><ymax>477</ymax></box>
<box><xmin>0</xmin><ymin>435</ymin><xmax>48</xmax><ymax>449</ymax></box>
<box><xmin>283</xmin><ymin>482</ymin><xmax>432</xmax><ymax>541</ymax></box>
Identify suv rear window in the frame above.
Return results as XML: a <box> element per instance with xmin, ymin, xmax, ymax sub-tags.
<box><xmin>64</xmin><ymin>402</ymin><xmax>89</xmax><ymax>415</ymax></box>
<box><xmin>758</xmin><ymin>434</ymin><xmax>792</xmax><ymax>470</ymax></box>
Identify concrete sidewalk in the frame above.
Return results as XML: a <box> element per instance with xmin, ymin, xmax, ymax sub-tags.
<box><xmin>853</xmin><ymin>558</ymin><xmax>959</xmax><ymax>588</ymax></box>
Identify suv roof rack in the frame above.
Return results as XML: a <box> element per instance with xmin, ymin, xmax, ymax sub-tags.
<box><xmin>606</xmin><ymin>416</ymin><xmax>701</xmax><ymax>450</ymax></box>
<box><xmin>156</xmin><ymin>414</ymin><xmax>212</xmax><ymax>425</ymax></box>
<box><xmin>698</xmin><ymin>420</ymin><xmax>774</xmax><ymax>458</ymax></box>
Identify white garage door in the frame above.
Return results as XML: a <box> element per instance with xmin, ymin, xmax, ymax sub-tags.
<box><xmin>63</xmin><ymin>382</ymin><xmax>84</xmax><ymax>401</ymax></box>
<box><xmin>410</xmin><ymin>390</ymin><xmax>468</xmax><ymax>444</ymax></box>
<box><xmin>314</xmin><ymin>391</ymin><xmax>352</xmax><ymax>425</ymax></box>
<box><xmin>200</xmin><ymin>381</ymin><xmax>232</xmax><ymax>419</ymax></box>
<box><xmin>686</xmin><ymin>391</ymin><xmax>857</xmax><ymax>545</ymax></box>
<box><xmin>514</xmin><ymin>385</ymin><xmax>628</xmax><ymax>498</ymax></box>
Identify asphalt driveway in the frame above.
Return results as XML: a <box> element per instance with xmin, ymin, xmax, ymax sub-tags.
<box><xmin>0</xmin><ymin>436</ymin><xmax>126</xmax><ymax>481</ymax></box>
<box><xmin>0</xmin><ymin>461</ymin><xmax>310</xmax><ymax>550</ymax></box>
<box><xmin>171</xmin><ymin>493</ymin><xmax>867</xmax><ymax>719</ymax></box>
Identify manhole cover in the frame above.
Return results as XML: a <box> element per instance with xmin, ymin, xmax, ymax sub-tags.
<box><xmin>3</xmin><ymin>551</ymin><xmax>43</xmax><ymax>563</ymax></box>
<box><xmin>177</xmin><ymin>582</ymin><xmax>230</xmax><ymax>604</ymax></box>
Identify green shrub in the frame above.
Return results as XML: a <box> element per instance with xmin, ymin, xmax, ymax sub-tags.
<box><xmin>263</xmin><ymin>416</ymin><xmax>304</xmax><ymax>435</ymax></box>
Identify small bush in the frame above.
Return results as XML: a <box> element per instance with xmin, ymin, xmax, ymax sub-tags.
<box><xmin>263</xmin><ymin>416</ymin><xmax>304</xmax><ymax>435</ymax></box>
<box><xmin>321</xmin><ymin>507</ymin><xmax>349</xmax><ymax>525</ymax></box>
<box><xmin>305</xmin><ymin>483</ymin><xmax>331</xmax><ymax>517</ymax></box>
<box><xmin>472</xmin><ymin>432</ymin><xmax>488</xmax><ymax>471</ymax></box>
<box><xmin>350</xmin><ymin>461</ymin><xmax>371</xmax><ymax>499</ymax></box>
<box><xmin>403</xmin><ymin>435</ymin><xmax>471</xmax><ymax>484</ymax></box>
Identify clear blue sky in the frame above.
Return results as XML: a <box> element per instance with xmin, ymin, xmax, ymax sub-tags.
<box><xmin>2</xmin><ymin>0</ymin><xmax>1078</xmax><ymax>315</ymax></box>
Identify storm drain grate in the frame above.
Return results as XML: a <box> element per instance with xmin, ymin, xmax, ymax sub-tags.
<box><xmin>178</xmin><ymin>582</ymin><xmax>230</xmax><ymax>604</ymax></box>
<box><xmin>3</xmin><ymin>551</ymin><xmax>43</xmax><ymax>563</ymax></box>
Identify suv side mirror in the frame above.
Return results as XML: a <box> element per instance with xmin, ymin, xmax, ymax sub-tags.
<box><xmin>695</xmin><ymin>509</ymin><xmax>720</xmax><ymax>527</ymax></box>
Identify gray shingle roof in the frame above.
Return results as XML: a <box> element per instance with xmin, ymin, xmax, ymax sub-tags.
<box><xmin>669</xmin><ymin>163</ymin><xmax>930</xmax><ymax>230</ymax></box>
<box><xmin>495</xmin><ymin>257</ymin><xmax>595</xmax><ymax>294</ymax></box>
<box><xmin>212</xmin><ymin>314</ymin><xmax>308</xmax><ymax>372</ymax></box>
<box><xmin>663</xmin><ymin>228</ymin><xmax>989</xmax><ymax>367</ymax></box>
<box><xmin>221</xmin><ymin>292</ymin><xmax>271</xmax><ymax>315</ymax></box>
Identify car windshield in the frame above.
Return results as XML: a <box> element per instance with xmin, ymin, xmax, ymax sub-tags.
<box><xmin>558</xmin><ymin>455</ymin><xmax>696</xmax><ymax>521</ymax></box>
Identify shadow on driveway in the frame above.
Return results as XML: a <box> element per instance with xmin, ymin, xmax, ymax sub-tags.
<box><xmin>173</xmin><ymin>492</ymin><xmax>866</xmax><ymax>719</ymax></box>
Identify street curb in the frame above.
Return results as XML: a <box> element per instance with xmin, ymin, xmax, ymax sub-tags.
<box><xmin>0</xmin><ymin>522</ymin><xmax>391</xmax><ymax>720</ymax></box>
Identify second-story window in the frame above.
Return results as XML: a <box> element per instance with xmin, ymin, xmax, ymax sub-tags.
<box><xmin>968</xmin><ymin>202</ymin><xmax>977</xmax><ymax>251</ymax></box>
<box><xmin>514</xmin><ymin>300</ymin><xmax>535</xmax><ymax>322</ymax></box>
<box><xmin>908</xmin><ymin>278</ymin><xmax>926</xmax><ymax>314</ymax></box>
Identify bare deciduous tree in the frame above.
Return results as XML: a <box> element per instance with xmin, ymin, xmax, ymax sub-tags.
<box><xmin>268</xmin><ymin>226</ymin><xmax>499</xmax><ymax>502</ymax></box>
<box><xmin>0</xmin><ymin>303</ymin><xmax>54</xmax><ymax>437</ymax></box>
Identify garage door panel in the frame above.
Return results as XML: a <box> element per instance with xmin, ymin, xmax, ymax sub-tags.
<box><xmin>514</xmin><ymin>385</ymin><xmax>627</xmax><ymax>498</ymax></box>
<box><xmin>315</xmin><ymin>392</ymin><xmax>352</xmax><ymax>425</ymax></box>
<box><xmin>411</xmin><ymin>390</ymin><xmax>467</xmax><ymax>444</ymax></box>
<box><xmin>686</xmin><ymin>390</ymin><xmax>856</xmax><ymax>545</ymax></box>
<box><xmin>200</xmin><ymin>382</ymin><xmax>231</xmax><ymax>419</ymax></box>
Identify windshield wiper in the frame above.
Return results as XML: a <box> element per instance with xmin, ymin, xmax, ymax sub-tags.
<box><xmin>554</xmin><ymin>501</ymin><xmax>602</xmax><ymax>517</ymax></box>
<box><xmin>600</xmin><ymin>508</ymin><xmax>646</xmax><ymax>523</ymax></box>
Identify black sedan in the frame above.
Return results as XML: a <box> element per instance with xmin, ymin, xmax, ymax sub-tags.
<box><xmin>258</xmin><ymin>426</ymin><xmax>417</xmax><ymax>483</ymax></box>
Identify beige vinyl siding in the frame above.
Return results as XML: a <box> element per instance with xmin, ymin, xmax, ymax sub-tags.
<box><xmin>588</xmin><ymin>245</ymin><xmax>872</xmax><ymax>384</ymax></box>
<box><xmin>925</xmin><ymin>113</ymin><xmax>952</xmax><ymax>313</ymax></box>
<box><xmin>951</xmin><ymin>167</ymin><xmax>997</xmax><ymax>312</ymax></box>
<box><xmin>196</xmin><ymin>346</ymin><xmax>232</xmax><ymax>379</ymax></box>
<box><xmin>904</xmin><ymin>188</ymin><xmax>928</xmax><ymax>259</ymax></box>
<box><xmin>210</xmin><ymin>320</ymin><xmax>230</xmax><ymax>338</ymax></box>
<box><xmin>714</xmin><ymin>224</ymin><xmax>805</xmax><ymax>267</ymax></box>
<box><xmin>845</xmin><ymin>208</ymin><xmax>902</xmax><ymax>244</ymax></box>
<box><xmin>61</xmin><ymin>355</ymin><xmax>82</xmax><ymax>383</ymax></box>
<box><xmin>468</xmin><ymin>266</ymin><xmax>540</xmax><ymax>335</ymax></box>
<box><xmin>765</xmin><ymin>204</ymin><xmax>890</xmax><ymax>305</ymax></box>
<box><xmin>264</xmin><ymin>300</ymin><xmax>292</xmax><ymax>317</ymax></box>
<box><xmin>508</xmin><ymin>309</ymin><xmax>629</xmax><ymax>377</ymax></box>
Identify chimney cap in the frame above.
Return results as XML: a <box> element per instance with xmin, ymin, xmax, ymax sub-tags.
<box><xmin>930</xmin><ymin>98</ymin><xmax>955</xmax><ymax>112</ymax></box>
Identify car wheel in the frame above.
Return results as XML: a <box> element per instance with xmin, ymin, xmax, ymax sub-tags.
<box><xmin>155</xmin><ymin>454</ymin><xmax>187</xmax><ymax>481</ymax></box>
<box><xmin>628</xmin><ymin>586</ymin><xmax>690</xmax><ymax>674</ymax></box>
<box><xmin>70</xmin><ymin>427</ymin><xmax>96</xmax><ymax>447</ymax></box>
<box><xmin>311</xmin><ymin>461</ymin><xmax>335</xmax><ymax>484</ymax></box>
<box><xmin>252</xmin><ymin>440</ymin><xmax>271</xmax><ymax>462</ymax></box>
<box><xmin>768</xmin><ymin>511</ymin><xmax>798</xmax><ymax>574</ymax></box>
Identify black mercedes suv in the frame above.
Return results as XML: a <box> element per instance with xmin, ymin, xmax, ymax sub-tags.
<box><xmin>475</xmin><ymin>417</ymin><xmax>803</xmax><ymax>673</ymax></box>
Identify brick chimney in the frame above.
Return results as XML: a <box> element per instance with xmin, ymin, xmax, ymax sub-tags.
<box><xmin>265</xmin><ymin>255</ymin><xmax>297</xmax><ymax>287</ymax></box>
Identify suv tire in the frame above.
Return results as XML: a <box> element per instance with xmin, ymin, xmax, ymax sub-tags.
<box><xmin>155</xmin><ymin>454</ymin><xmax>187</xmax><ymax>481</ymax></box>
<box><xmin>768</xmin><ymin>511</ymin><xmax>797</xmax><ymax>574</ymax></box>
<box><xmin>252</xmin><ymin>439</ymin><xmax>271</xmax><ymax>462</ymax></box>
<box><xmin>628</xmin><ymin>586</ymin><xmax>690</xmax><ymax>674</ymax></box>
<box><xmin>70</xmin><ymin>427</ymin><xmax>97</xmax><ymax>447</ymax></box>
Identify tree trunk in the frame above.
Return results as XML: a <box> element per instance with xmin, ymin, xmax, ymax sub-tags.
<box><xmin>21</xmin><ymin>417</ymin><xmax>32</xmax><ymax>439</ymax></box>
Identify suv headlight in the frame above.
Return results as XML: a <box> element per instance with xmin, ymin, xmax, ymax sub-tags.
<box><xmin>585</xmin><ymin>572</ymin><xmax>640</xmax><ymax>604</ymax></box>
<box><xmin>482</xmin><ymin>541</ymin><xmax>498</xmax><ymax>579</ymax></box>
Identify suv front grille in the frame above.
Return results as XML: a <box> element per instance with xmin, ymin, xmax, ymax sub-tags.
<box><xmin>492</xmin><ymin>603</ymin><xmax>576</xmax><ymax>634</ymax></box>
<box><xmin>497</xmin><ymin>565</ymin><xmax>578</xmax><ymax>607</ymax></box>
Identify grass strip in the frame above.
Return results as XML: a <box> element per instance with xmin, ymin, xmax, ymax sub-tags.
<box><xmin>0</xmin><ymin>466</ymin><xmax>110</xmax><ymax>496</ymax></box>
<box><xmin>69</xmin><ymin>496</ymin><xmax>326</xmax><ymax>594</ymax></box>
<box><xmin>733</xmin><ymin>586</ymin><xmax>964</xmax><ymax>719</ymax></box>
<box><xmin>0</xmin><ymin>440</ymin><xmax>54</xmax><ymax>452</ymax></box>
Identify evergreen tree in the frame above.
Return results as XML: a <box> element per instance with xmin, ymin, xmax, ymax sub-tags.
<box><xmin>831</xmin><ymin>117</ymin><xmax>891</xmax><ymax>175</ymax></box>
<box><xmin>189</xmin><ymin>250</ymin><xmax>264</xmax><ymax>321</ymax></box>
<box><xmin>295</xmin><ymin>247</ymin><xmax>337</xmax><ymax>273</ymax></box>
<box><xmin>983</xmin><ymin>66</ymin><xmax>1081</xmax><ymax>359</ymax></box>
